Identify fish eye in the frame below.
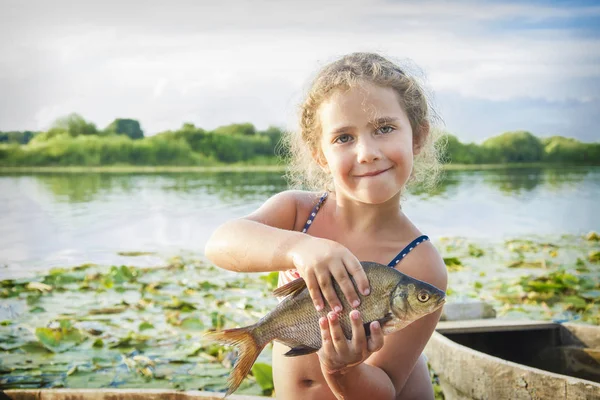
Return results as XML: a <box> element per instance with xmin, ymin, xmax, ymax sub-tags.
<box><xmin>417</xmin><ymin>291</ymin><xmax>430</xmax><ymax>303</ymax></box>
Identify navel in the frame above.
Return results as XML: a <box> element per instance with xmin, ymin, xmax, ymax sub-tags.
<box><xmin>300</xmin><ymin>378</ymin><xmax>316</xmax><ymax>387</ymax></box>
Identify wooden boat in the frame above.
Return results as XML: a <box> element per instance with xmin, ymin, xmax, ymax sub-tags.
<box><xmin>1</xmin><ymin>389</ymin><xmax>269</xmax><ymax>399</ymax></box>
<box><xmin>424</xmin><ymin>319</ymin><xmax>600</xmax><ymax>400</ymax></box>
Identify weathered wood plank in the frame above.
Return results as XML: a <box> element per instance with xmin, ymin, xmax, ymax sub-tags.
<box><xmin>425</xmin><ymin>328</ymin><xmax>600</xmax><ymax>400</ymax></box>
<box><xmin>2</xmin><ymin>389</ymin><xmax>268</xmax><ymax>400</ymax></box>
<box><xmin>436</xmin><ymin>319</ymin><xmax>558</xmax><ymax>334</ymax></box>
<box><xmin>562</xmin><ymin>322</ymin><xmax>600</xmax><ymax>348</ymax></box>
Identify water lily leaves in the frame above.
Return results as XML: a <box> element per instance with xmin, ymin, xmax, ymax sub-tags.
<box><xmin>589</xmin><ymin>251</ymin><xmax>600</xmax><ymax>263</ymax></box>
<box><xmin>109</xmin><ymin>265</ymin><xmax>138</xmax><ymax>284</ymax></box>
<box><xmin>251</xmin><ymin>362</ymin><xmax>274</xmax><ymax>394</ymax></box>
<box><xmin>180</xmin><ymin>317</ymin><xmax>204</xmax><ymax>331</ymax></box>
<box><xmin>468</xmin><ymin>244</ymin><xmax>485</xmax><ymax>258</ymax></box>
<box><xmin>443</xmin><ymin>257</ymin><xmax>463</xmax><ymax>271</ymax></box>
<box><xmin>164</xmin><ymin>297</ymin><xmax>196</xmax><ymax>311</ymax></box>
<box><xmin>138</xmin><ymin>321</ymin><xmax>154</xmax><ymax>331</ymax></box>
<box><xmin>3</xmin><ymin>235</ymin><xmax>596</xmax><ymax>393</ymax></box>
<box><xmin>35</xmin><ymin>325</ymin><xmax>86</xmax><ymax>353</ymax></box>
<box><xmin>561</xmin><ymin>295</ymin><xmax>588</xmax><ymax>311</ymax></box>
<box><xmin>508</xmin><ymin>260</ymin><xmax>546</xmax><ymax>269</ymax></box>
<box><xmin>210</xmin><ymin>311</ymin><xmax>226</xmax><ymax>330</ymax></box>
<box><xmin>107</xmin><ymin>331</ymin><xmax>149</xmax><ymax>349</ymax></box>
<box><xmin>117</xmin><ymin>251</ymin><xmax>156</xmax><ymax>257</ymax></box>
<box><xmin>586</xmin><ymin>231</ymin><xmax>599</xmax><ymax>241</ymax></box>
<box><xmin>260</xmin><ymin>271</ymin><xmax>279</xmax><ymax>290</ymax></box>
<box><xmin>88</xmin><ymin>306</ymin><xmax>127</xmax><ymax>315</ymax></box>
<box><xmin>26</xmin><ymin>282</ymin><xmax>53</xmax><ymax>292</ymax></box>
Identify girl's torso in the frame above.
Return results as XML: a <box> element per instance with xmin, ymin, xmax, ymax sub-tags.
<box><xmin>273</xmin><ymin>191</ymin><xmax>430</xmax><ymax>399</ymax></box>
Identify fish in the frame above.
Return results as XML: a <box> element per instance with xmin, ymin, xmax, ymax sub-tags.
<box><xmin>206</xmin><ymin>261</ymin><xmax>446</xmax><ymax>396</ymax></box>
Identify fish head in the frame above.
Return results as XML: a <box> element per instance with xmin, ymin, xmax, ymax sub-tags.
<box><xmin>390</xmin><ymin>276</ymin><xmax>446</xmax><ymax>322</ymax></box>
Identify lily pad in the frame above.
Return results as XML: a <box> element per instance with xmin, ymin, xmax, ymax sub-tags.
<box><xmin>443</xmin><ymin>257</ymin><xmax>463</xmax><ymax>271</ymax></box>
<box><xmin>180</xmin><ymin>317</ymin><xmax>204</xmax><ymax>331</ymax></box>
<box><xmin>35</xmin><ymin>326</ymin><xmax>85</xmax><ymax>353</ymax></box>
<box><xmin>251</xmin><ymin>362</ymin><xmax>273</xmax><ymax>394</ymax></box>
<box><xmin>117</xmin><ymin>251</ymin><xmax>156</xmax><ymax>257</ymax></box>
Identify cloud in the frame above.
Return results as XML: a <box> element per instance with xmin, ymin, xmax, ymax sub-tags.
<box><xmin>0</xmin><ymin>0</ymin><xmax>598</xmax><ymax>141</ymax></box>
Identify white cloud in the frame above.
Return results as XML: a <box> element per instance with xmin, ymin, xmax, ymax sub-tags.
<box><xmin>0</xmin><ymin>0</ymin><xmax>598</xmax><ymax>140</ymax></box>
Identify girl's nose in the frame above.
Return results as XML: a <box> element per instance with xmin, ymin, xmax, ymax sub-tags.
<box><xmin>356</xmin><ymin>138</ymin><xmax>381</xmax><ymax>163</ymax></box>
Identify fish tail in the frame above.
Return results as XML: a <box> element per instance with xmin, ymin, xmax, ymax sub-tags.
<box><xmin>205</xmin><ymin>325</ymin><xmax>264</xmax><ymax>396</ymax></box>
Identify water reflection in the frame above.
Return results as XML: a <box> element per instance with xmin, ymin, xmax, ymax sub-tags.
<box><xmin>29</xmin><ymin>172</ymin><xmax>289</xmax><ymax>204</ymax></box>
<box><xmin>477</xmin><ymin>167</ymin><xmax>591</xmax><ymax>194</ymax></box>
<box><xmin>32</xmin><ymin>174</ymin><xmax>136</xmax><ymax>203</ymax></box>
<box><xmin>6</xmin><ymin>166</ymin><xmax>592</xmax><ymax>204</ymax></box>
<box><xmin>1</xmin><ymin>166</ymin><xmax>597</xmax><ymax>275</ymax></box>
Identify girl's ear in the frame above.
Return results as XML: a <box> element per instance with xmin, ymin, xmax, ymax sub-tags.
<box><xmin>413</xmin><ymin>122</ymin><xmax>430</xmax><ymax>155</ymax></box>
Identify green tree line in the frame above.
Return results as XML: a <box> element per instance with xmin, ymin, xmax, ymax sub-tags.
<box><xmin>0</xmin><ymin>113</ymin><xmax>598</xmax><ymax>166</ymax></box>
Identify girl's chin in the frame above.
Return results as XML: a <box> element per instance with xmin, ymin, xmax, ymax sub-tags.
<box><xmin>351</xmin><ymin>188</ymin><xmax>402</xmax><ymax>204</ymax></box>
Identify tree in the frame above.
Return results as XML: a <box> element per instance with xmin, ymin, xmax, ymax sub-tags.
<box><xmin>51</xmin><ymin>113</ymin><xmax>98</xmax><ymax>137</ymax></box>
<box><xmin>0</xmin><ymin>131</ymin><xmax>37</xmax><ymax>144</ymax></box>
<box><xmin>482</xmin><ymin>131</ymin><xmax>544</xmax><ymax>163</ymax></box>
<box><xmin>106</xmin><ymin>118</ymin><xmax>144</xmax><ymax>139</ymax></box>
<box><xmin>213</xmin><ymin>123</ymin><xmax>256</xmax><ymax>136</ymax></box>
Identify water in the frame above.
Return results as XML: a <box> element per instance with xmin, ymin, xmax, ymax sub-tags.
<box><xmin>1</xmin><ymin>166</ymin><xmax>598</xmax><ymax>278</ymax></box>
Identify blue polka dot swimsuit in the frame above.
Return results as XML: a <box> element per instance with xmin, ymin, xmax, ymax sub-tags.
<box><xmin>279</xmin><ymin>192</ymin><xmax>429</xmax><ymax>284</ymax></box>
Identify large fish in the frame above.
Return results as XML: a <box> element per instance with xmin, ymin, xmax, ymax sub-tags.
<box><xmin>207</xmin><ymin>261</ymin><xmax>446</xmax><ymax>396</ymax></box>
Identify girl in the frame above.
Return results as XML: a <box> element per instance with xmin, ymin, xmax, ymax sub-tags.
<box><xmin>205</xmin><ymin>52</ymin><xmax>448</xmax><ymax>400</ymax></box>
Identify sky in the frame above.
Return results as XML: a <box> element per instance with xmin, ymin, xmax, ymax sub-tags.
<box><xmin>1</xmin><ymin>0</ymin><xmax>599</xmax><ymax>143</ymax></box>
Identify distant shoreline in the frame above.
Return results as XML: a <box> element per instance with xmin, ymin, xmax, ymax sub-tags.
<box><xmin>0</xmin><ymin>163</ymin><xmax>594</xmax><ymax>174</ymax></box>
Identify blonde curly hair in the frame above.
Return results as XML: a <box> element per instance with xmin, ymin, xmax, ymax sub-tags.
<box><xmin>283</xmin><ymin>52</ymin><xmax>444</xmax><ymax>193</ymax></box>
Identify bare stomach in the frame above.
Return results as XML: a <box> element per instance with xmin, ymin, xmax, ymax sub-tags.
<box><xmin>272</xmin><ymin>341</ymin><xmax>337</xmax><ymax>400</ymax></box>
<box><xmin>272</xmin><ymin>342</ymin><xmax>434</xmax><ymax>400</ymax></box>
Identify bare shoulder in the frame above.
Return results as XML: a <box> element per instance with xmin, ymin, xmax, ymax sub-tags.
<box><xmin>395</xmin><ymin>240</ymin><xmax>448</xmax><ymax>292</ymax></box>
<box><xmin>244</xmin><ymin>190</ymin><xmax>323</xmax><ymax>231</ymax></box>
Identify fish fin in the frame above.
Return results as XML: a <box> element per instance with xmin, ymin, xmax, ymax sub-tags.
<box><xmin>272</xmin><ymin>277</ymin><xmax>306</xmax><ymax>298</ymax></box>
<box><xmin>204</xmin><ymin>326</ymin><xmax>265</xmax><ymax>397</ymax></box>
<box><xmin>284</xmin><ymin>345</ymin><xmax>319</xmax><ymax>357</ymax></box>
<box><xmin>363</xmin><ymin>313</ymin><xmax>394</xmax><ymax>336</ymax></box>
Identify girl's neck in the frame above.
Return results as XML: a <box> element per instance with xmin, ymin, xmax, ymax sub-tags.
<box><xmin>328</xmin><ymin>191</ymin><xmax>406</xmax><ymax>235</ymax></box>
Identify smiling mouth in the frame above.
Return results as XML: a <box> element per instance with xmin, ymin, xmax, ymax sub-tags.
<box><xmin>356</xmin><ymin>167</ymin><xmax>392</xmax><ymax>178</ymax></box>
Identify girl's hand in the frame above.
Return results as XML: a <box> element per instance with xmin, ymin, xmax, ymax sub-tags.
<box><xmin>317</xmin><ymin>310</ymin><xmax>385</xmax><ymax>375</ymax></box>
<box><xmin>288</xmin><ymin>236</ymin><xmax>370</xmax><ymax>312</ymax></box>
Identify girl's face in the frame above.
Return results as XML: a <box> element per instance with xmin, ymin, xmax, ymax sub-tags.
<box><xmin>317</xmin><ymin>81</ymin><xmax>415</xmax><ymax>204</ymax></box>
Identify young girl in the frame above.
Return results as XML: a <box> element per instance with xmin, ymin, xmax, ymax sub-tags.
<box><xmin>205</xmin><ymin>52</ymin><xmax>448</xmax><ymax>400</ymax></box>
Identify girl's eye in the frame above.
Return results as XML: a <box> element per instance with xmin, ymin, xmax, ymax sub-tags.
<box><xmin>334</xmin><ymin>134</ymin><xmax>352</xmax><ymax>144</ymax></box>
<box><xmin>377</xmin><ymin>125</ymin><xmax>394</xmax><ymax>135</ymax></box>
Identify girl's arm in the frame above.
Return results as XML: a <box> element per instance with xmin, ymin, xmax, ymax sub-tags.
<box><xmin>205</xmin><ymin>190</ymin><xmax>370</xmax><ymax>311</ymax></box>
<box><xmin>205</xmin><ymin>190</ymin><xmax>304</xmax><ymax>273</ymax></box>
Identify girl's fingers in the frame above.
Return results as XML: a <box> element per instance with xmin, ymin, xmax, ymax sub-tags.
<box><xmin>305</xmin><ymin>273</ymin><xmax>324</xmax><ymax>311</ymax></box>
<box><xmin>345</xmin><ymin>257</ymin><xmax>370</xmax><ymax>297</ymax></box>
<box><xmin>331</xmin><ymin>265</ymin><xmax>360</xmax><ymax>309</ymax></box>
<box><xmin>349</xmin><ymin>310</ymin><xmax>367</xmax><ymax>351</ymax></box>
<box><xmin>327</xmin><ymin>311</ymin><xmax>349</xmax><ymax>354</ymax></box>
<box><xmin>319</xmin><ymin>316</ymin><xmax>334</xmax><ymax>351</ymax></box>
<box><xmin>316</xmin><ymin>270</ymin><xmax>342</xmax><ymax>312</ymax></box>
<box><xmin>367</xmin><ymin>321</ymin><xmax>385</xmax><ymax>353</ymax></box>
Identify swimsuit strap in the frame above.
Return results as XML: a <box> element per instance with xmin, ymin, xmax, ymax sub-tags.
<box><xmin>302</xmin><ymin>192</ymin><xmax>328</xmax><ymax>233</ymax></box>
<box><xmin>387</xmin><ymin>235</ymin><xmax>429</xmax><ymax>267</ymax></box>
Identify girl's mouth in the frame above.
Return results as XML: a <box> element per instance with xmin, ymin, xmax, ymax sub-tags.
<box><xmin>355</xmin><ymin>167</ymin><xmax>392</xmax><ymax>178</ymax></box>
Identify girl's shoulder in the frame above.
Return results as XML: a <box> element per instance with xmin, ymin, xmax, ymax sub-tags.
<box><xmin>394</xmin><ymin>235</ymin><xmax>448</xmax><ymax>292</ymax></box>
<box><xmin>245</xmin><ymin>190</ymin><xmax>325</xmax><ymax>232</ymax></box>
